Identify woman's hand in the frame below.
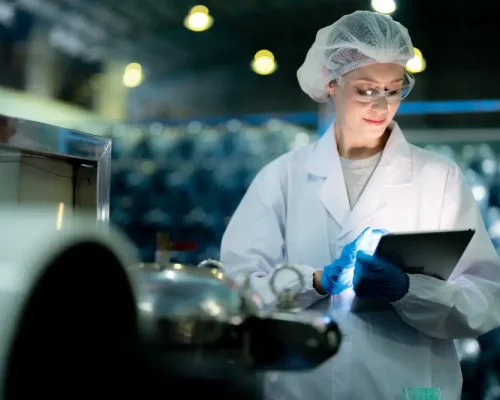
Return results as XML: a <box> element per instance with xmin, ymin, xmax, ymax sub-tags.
<box><xmin>313</xmin><ymin>270</ymin><xmax>326</xmax><ymax>294</ymax></box>
<box><xmin>353</xmin><ymin>250</ymin><xmax>409</xmax><ymax>302</ymax></box>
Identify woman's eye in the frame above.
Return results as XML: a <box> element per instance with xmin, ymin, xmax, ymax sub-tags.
<box><xmin>356</xmin><ymin>88</ymin><xmax>375</xmax><ymax>96</ymax></box>
<box><xmin>387</xmin><ymin>89</ymin><xmax>402</xmax><ymax>97</ymax></box>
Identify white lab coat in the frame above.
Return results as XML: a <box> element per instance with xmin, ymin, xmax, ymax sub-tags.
<box><xmin>220</xmin><ymin>122</ymin><xmax>500</xmax><ymax>400</ymax></box>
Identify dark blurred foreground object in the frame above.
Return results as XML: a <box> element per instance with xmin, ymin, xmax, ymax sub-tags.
<box><xmin>476</xmin><ymin>331</ymin><xmax>500</xmax><ymax>400</ymax></box>
<box><xmin>0</xmin><ymin>209</ymin><xmax>341</xmax><ymax>400</ymax></box>
<box><xmin>0</xmin><ymin>115</ymin><xmax>16</xmax><ymax>143</ymax></box>
<box><xmin>459</xmin><ymin>329</ymin><xmax>500</xmax><ymax>400</ymax></box>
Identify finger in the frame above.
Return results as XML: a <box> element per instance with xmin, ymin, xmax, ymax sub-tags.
<box><xmin>371</xmin><ymin>228</ymin><xmax>388</xmax><ymax>235</ymax></box>
<box><xmin>351</xmin><ymin>227</ymin><xmax>372</xmax><ymax>248</ymax></box>
<box><xmin>357</xmin><ymin>227</ymin><xmax>372</xmax><ymax>240</ymax></box>
<box><xmin>341</xmin><ymin>228</ymin><xmax>373</xmax><ymax>261</ymax></box>
<box><xmin>356</xmin><ymin>251</ymin><xmax>386</xmax><ymax>274</ymax></box>
<box><xmin>355</xmin><ymin>250</ymin><xmax>373</xmax><ymax>263</ymax></box>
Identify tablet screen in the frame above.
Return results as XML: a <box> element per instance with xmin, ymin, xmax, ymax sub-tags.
<box><xmin>374</xmin><ymin>229</ymin><xmax>475</xmax><ymax>281</ymax></box>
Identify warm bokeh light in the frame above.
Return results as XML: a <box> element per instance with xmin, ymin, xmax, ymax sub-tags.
<box><xmin>371</xmin><ymin>0</ymin><xmax>396</xmax><ymax>14</ymax></box>
<box><xmin>251</xmin><ymin>49</ymin><xmax>277</xmax><ymax>76</ymax></box>
<box><xmin>184</xmin><ymin>5</ymin><xmax>213</xmax><ymax>32</ymax></box>
<box><xmin>406</xmin><ymin>47</ymin><xmax>426</xmax><ymax>74</ymax></box>
<box><xmin>123</xmin><ymin>62</ymin><xmax>143</xmax><ymax>88</ymax></box>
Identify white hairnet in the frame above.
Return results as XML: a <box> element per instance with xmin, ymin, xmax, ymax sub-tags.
<box><xmin>297</xmin><ymin>10</ymin><xmax>415</xmax><ymax>102</ymax></box>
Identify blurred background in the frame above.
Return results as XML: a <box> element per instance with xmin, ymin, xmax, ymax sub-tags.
<box><xmin>1</xmin><ymin>0</ymin><xmax>500</xmax><ymax>397</ymax></box>
<box><xmin>1</xmin><ymin>0</ymin><xmax>498</xmax><ymax>263</ymax></box>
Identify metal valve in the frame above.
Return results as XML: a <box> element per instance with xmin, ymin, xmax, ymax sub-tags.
<box><xmin>270</xmin><ymin>264</ymin><xmax>305</xmax><ymax>312</ymax></box>
<box><xmin>197</xmin><ymin>259</ymin><xmax>224</xmax><ymax>271</ymax></box>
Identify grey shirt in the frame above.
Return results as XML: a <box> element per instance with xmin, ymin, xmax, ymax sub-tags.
<box><xmin>340</xmin><ymin>152</ymin><xmax>382</xmax><ymax>209</ymax></box>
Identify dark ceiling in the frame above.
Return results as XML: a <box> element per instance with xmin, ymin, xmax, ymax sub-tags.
<box><xmin>6</xmin><ymin>0</ymin><xmax>500</xmax><ymax>124</ymax></box>
<box><xmin>17</xmin><ymin>0</ymin><xmax>500</xmax><ymax>78</ymax></box>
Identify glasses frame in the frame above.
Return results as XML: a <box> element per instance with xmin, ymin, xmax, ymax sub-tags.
<box><xmin>337</xmin><ymin>71</ymin><xmax>415</xmax><ymax>104</ymax></box>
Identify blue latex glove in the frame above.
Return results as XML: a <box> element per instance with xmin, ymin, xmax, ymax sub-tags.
<box><xmin>320</xmin><ymin>227</ymin><xmax>381</xmax><ymax>295</ymax></box>
<box><xmin>353</xmin><ymin>250</ymin><xmax>409</xmax><ymax>302</ymax></box>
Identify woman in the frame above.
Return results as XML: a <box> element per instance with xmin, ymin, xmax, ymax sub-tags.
<box><xmin>220</xmin><ymin>10</ymin><xmax>500</xmax><ymax>400</ymax></box>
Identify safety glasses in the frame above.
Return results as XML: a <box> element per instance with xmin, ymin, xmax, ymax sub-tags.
<box><xmin>341</xmin><ymin>72</ymin><xmax>415</xmax><ymax>104</ymax></box>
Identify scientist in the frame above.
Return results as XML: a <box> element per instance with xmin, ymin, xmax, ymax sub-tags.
<box><xmin>220</xmin><ymin>10</ymin><xmax>500</xmax><ymax>400</ymax></box>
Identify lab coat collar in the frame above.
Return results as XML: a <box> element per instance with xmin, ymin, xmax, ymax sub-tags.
<box><xmin>307</xmin><ymin>121</ymin><xmax>413</xmax><ymax>234</ymax></box>
<box><xmin>376</xmin><ymin>122</ymin><xmax>413</xmax><ymax>186</ymax></box>
<box><xmin>306</xmin><ymin>121</ymin><xmax>411</xmax><ymax>182</ymax></box>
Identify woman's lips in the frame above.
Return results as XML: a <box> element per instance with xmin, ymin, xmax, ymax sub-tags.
<box><xmin>363</xmin><ymin>118</ymin><xmax>386</xmax><ymax>126</ymax></box>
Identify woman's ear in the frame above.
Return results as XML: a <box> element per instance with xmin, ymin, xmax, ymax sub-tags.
<box><xmin>326</xmin><ymin>81</ymin><xmax>335</xmax><ymax>98</ymax></box>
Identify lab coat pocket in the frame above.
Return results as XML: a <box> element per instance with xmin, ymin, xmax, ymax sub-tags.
<box><xmin>351</xmin><ymin>312</ymin><xmax>434</xmax><ymax>395</ymax></box>
<box><xmin>329</xmin><ymin>332</ymin><xmax>354</xmax><ymax>398</ymax></box>
<box><xmin>332</xmin><ymin>331</ymin><xmax>353</xmax><ymax>375</ymax></box>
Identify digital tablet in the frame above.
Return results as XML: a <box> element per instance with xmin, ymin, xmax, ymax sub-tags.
<box><xmin>374</xmin><ymin>229</ymin><xmax>475</xmax><ymax>280</ymax></box>
<box><xmin>350</xmin><ymin>229</ymin><xmax>476</xmax><ymax>312</ymax></box>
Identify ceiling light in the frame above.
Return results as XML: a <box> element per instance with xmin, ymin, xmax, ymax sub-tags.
<box><xmin>184</xmin><ymin>5</ymin><xmax>213</xmax><ymax>32</ymax></box>
<box><xmin>371</xmin><ymin>0</ymin><xmax>396</xmax><ymax>14</ymax></box>
<box><xmin>406</xmin><ymin>47</ymin><xmax>426</xmax><ymax>74</ymax></box>
<box><xmin>123</xmin><ymin>63</ymin><xmax>143</xmax><ymax>88</ymax></box>
<box><xmin>251</xmin><ymin>50</ymin><xmax>277</xmax><ymax>76</ymax></box>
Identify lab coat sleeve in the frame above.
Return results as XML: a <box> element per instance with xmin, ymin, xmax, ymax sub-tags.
<box><xmin>392</xmin><ymin>165</ymin><xmax>500</xmax><ymax>339</ymax></box>
<box><xmin>220</xmin><ymin>165</ymin><xmax>326</xmax><ymax>308</ymax></box>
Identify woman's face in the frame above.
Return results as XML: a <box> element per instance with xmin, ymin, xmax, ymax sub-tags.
<box><xmin>328</xmin><ymin>63</ymin><xmax>406</xmax><ymax>142</ymax></box>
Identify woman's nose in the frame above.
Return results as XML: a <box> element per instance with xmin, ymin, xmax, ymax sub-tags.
<box><xmin>371</xmin><ymin>96</ymin><xmax>389</xmax><ymax>111</ymax></box>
